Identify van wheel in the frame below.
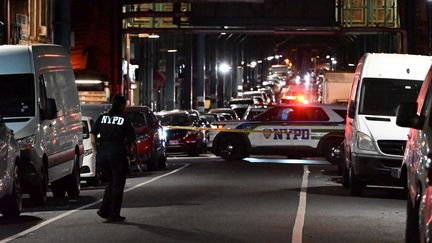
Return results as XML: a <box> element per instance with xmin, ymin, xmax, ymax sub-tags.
<box><xmin>30</xmin><ymin>166</ymin><xmax>47</xmax><ymax>206</ymax></box>
<box><xmin>65</xmin><ymin>155</ymin><xmax>81</xmax><ymax>199</ymax></box>
<box><xmin>0</xmin><ymin>165</ymin><xmax>22</xmax><ymax>217</ymax></box>
<box><xmin>406</xmin><ymin>194</ymin><xmax>420</xmax><ymax>242</ymax></box>
<box><xmin>349</xmin><ymin>167</ymin><xmax>363</xmax><ymax>196</ymax></box>
<box><xmin>218</xmin><ymin>135</ymin><xmax>247</xmax><ymax>161</ymax></box>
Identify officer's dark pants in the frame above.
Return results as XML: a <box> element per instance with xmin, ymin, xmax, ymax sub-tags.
<box><xmin>97</xmin><ymin>145</ymin><xmax>128</xmax><ymax>218</ymax></box>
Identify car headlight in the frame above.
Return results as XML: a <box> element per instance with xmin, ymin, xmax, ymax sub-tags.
<box><xmin>357</xmin><ymin>132</ymin><xmax>376</xmax><ymax>151</ymax></box>
<box><xmin>17</xmin><ymin>134</ymin><xmax>36</xmax><ymax>151</ymax></box>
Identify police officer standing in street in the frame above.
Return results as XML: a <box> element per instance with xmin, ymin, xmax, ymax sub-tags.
<box><xmin>90</xmin><ymin>95</ymin><xmax>140</xmax><ymax>222</ymax></box>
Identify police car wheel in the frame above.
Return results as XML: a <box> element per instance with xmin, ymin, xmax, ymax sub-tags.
<box><xmin>405</xmin><ymin>192</ymin><xmax>420</xmax><ymax>243</ymax></box>
<box><xmin>218</xmin><ymin>135</ymin><xmax>246</xmax><ymax>161</ymax></box>
<box><xmin>324</xmin><ymin>138</ymin><xmax>343</xmax><ymax>164</ymax></box>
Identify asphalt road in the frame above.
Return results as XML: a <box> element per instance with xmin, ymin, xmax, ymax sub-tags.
<box><xmin>0</xmin><ymin>155</ymin><xmax>406</xmax><ymax>243</ymax></box>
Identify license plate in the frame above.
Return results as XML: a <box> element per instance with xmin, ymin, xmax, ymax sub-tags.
<box><xmin>169</xmin><ymin>140</ymin><xmax>179</xmax><ymax>145</ymax></box>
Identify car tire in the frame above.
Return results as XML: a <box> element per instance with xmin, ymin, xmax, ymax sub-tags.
<box><xmin>349</xmin><ymin>166</ymin><xmax>363</xmax><ymax>196</ymax></box>
<box><xmin>147</xmin><ymin>145</ymin><xmax>159</xmax><ymax>171</ymax></box>
<box><xmin>0</xmin><ymin>165</ymin><xmax>22</xmax><ymax>218</ymax></box>
<box><xmin>406</xmin><ymin>193</ymin><xmax>420</xmax><ymax>243</ymax></box>
<box><xmin>218</xmin><ymin>135</ymin><xmax>247</xmax><ymax>161</ymax></box>
<box><xmin>29</xmin><ymin>165</ymin><xmax>47</xmax><ymax>206</ymax></box>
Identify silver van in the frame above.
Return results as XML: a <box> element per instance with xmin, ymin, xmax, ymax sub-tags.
<box><xmin>0</xmin><ymin>44</ymin><xmax>83</xmax><ymax>205</ymax></box>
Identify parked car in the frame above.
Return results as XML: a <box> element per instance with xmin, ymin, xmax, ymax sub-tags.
<box><xmin>230</xmin><ymin>105</ymin><xmax>249</xmax><ymax>119</ymax></box>
<box><xmin>80</xmin><ymin>116</ymin><xmax>101</xmax><ymax>186</ymax></box>
<box><xmin>0</xmin><ymin>115</ymin><xmax>22</xmax><ymax>217</ymax></box>
<box><xmin>124</xmin><ymin>106</ymin><xmax>167</xmax><ymax>171</ymax></box>
<box><xmin>208</xmin><ymin>108</ymin><xmax>239</xmax><ymax>120</ymax></box>
<box><xmin>242</xmin><ymin>91</ymin><xmax>268</xmax><ymax>106</ymax></box>
<box><xmin>343</xmin><ymin>53</ymin><xmax>431</xmax><ymax>196</ymax></box>
<box><xmin>242</xmin><ymin>106</ymin><xmax>268</xmax><ymax>120</ymax></box>
<box><xmin>395</xmin><ymin>64</ymin><xmax>432</xmax><ymax>242</ymax></box>
<box><xmin>0</xmin><ymin>44</ymin><xmax>83</xmax><ymax>204</ymax></box>
<box><xmin>229</xmin><ymin>97</ymin><xmax>259</xmax><ymax>107</ymax></box>
<box><xmin>201</xmin><ymin>113</ymin><xmax>218</xmax><ymax>125</ymax></box>
<box><xmin>157</xmin><ymin>110</ymin><xmax>206</xmax><ymax>156</ymax></box>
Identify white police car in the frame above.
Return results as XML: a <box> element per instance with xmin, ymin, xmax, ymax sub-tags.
<box><xmin>208</xmin><ymin>104</ymin><xmax>346</xmax><ymax>162</ymax></box>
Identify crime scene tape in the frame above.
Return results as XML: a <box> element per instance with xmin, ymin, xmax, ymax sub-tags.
<box><xmin>162</xmin><ymin>125</ymin><xmax>344</xmax><ymax>135</ymax></box>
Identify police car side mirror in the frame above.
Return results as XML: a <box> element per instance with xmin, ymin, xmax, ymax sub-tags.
<box><xmin>347</xmin><ymin>102</ymin><xmax>356</xmax><ymax>119</ymax></box>
<box><xmin>396</xmin><ymin>102</ymin><xmax>423</xmax><ymax>129</ymax></box>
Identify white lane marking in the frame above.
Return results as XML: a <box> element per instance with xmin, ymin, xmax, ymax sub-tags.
<box><xmin>292</xmin><ymin>165</ymin><xmax>309</xmax><ymax>243</ymax></box>
<box><xmin>0</xmin><ymin>164</ymin><xmax>190</xmax><ymax>243</ymax></box>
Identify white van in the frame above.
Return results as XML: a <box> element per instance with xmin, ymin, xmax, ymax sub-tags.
<box><xmin>0</xmin><ymin>44</ymin><xmax>83</xmax><ymax>204</ymax></box>
<box><xmin>343</xmin><ymin>53</ymin><xmax>432</xmax><ymax>196</ymax></box>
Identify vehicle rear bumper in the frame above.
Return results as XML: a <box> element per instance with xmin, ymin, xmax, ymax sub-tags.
<box><xmin>167</xmin><ymin>143</ymin><xmax>200</xmax><ymax>153</ymax></box>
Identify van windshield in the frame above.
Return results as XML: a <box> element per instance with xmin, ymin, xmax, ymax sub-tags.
<box><xmin>359</xmin><ymin>78</ymin><xmax>422</xmax><ymax>116</ymax></box>
<box><xmin>0</xmin><ymin>74</ymin><xmax>35</xmax><ymax>117</ymax></box>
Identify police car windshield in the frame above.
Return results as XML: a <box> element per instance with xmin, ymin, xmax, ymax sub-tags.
<box><xmin>359</xmin><ymin>78</ymin><xmax>422</xmax><ymax>116</ymax></box>
<box><xmin>0</xmin><ymin>74</ymin><xmax>35</xmax><ymax>117</ymax></box>
<box><xmin>253</xmin><ymin>106</ymin><xmax>329</xmax><ymax>121</ymax></box>
<box><xmin>159</xmin><ymin>114</ymin><xmax>194</xmax><ymax>126</ymax></box>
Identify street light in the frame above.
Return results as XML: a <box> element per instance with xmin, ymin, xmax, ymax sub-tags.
<box><xmin>219</xmin><ymin>62</ymin><xmax>231</xmax><ymax>74</ymax></box>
